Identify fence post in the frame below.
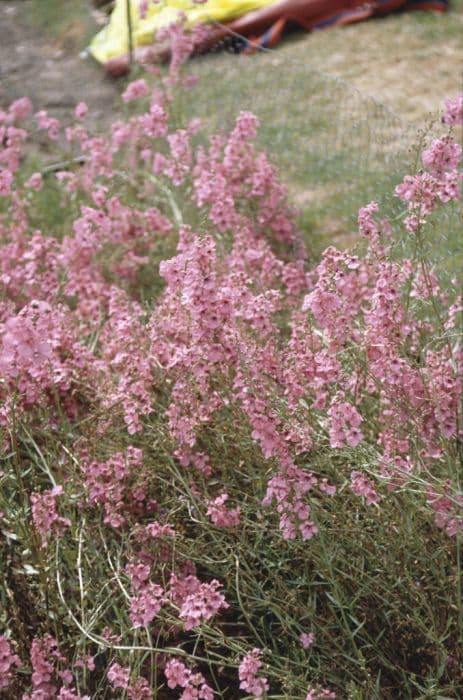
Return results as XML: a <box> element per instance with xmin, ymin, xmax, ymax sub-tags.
<box><xmin>126</xmin><ymin>0</ymin><xmax>134</xmax><ymax>68</ymax></box>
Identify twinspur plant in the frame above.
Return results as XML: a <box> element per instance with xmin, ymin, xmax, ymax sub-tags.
<box><xmin>0</xmin><ymin>19</ymin><xmax>462</xmax><ymax>699</ymax></box>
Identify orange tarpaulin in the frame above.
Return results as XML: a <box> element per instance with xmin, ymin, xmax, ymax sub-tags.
<box><xmin>196</xmin><ymin>0</ymin><xmax>449</xmax><ymax>52</ymax></box>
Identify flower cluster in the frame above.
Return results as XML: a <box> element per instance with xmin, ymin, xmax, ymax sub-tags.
<box><xmin>22</xmin><ymin>635</ymin><xmax>88</xmax><ymax>700</ymax></box>
<box><xmin>80</xmin><ymin>447</ymin><xmax>150</xmax><ymax>527</ymax></box>
<box><xmin>442</xmin><ymin>95</ymin><xmax>463</xmax><ymax>125</ymax></box>
<box><xmin>165</xmin><ymin>658</ymin><xmax>214</xmax><ymax>700</ymax></box>
<box><xmin>395</xmin><ymin>132</ymin><xmax>461</xmax><ymax>232</ymax></box>
<box><xmin>206</xmin><ymin>493</ymin><xmax>241</xmax><ymax>527</ymax></box>
<box><xmin>30</xmin><ymin>486</ymin><xmax>71</xmax><ymax>548</ymax></box>
<box><xmin>238</xmin><ymin>648</ymin><xmax>269</xmax><ymax>697</ymax></box>
<box><xmin>107</xmin><ymin>663</ymin><xmax>152</xmax><ymax>699</ymax></box>
<box><xmin>306</xmin><ymin>689</ymin><xmax>336</xmax><ymax>700</ymax></box>
<box><xmin>299</xmin><ymin>632</ymin><xmax>315</xmax><ymax>649</ymax></box>
<box><xmin>427</xmin><ymin>483</ymin><xmax>463</xmax><ymax>537</ymax></box>
<box><xmin>130</xmin><ymin>583</ymin><xmax>165</xmax><ymax>628</ymax></box>
<box><xmin>177</xmin><ymin>578</ymin><xmax>229</xmax><ymax>631</ymax></box>
<box><xmin>350</xmin><ymin>471</ymin><xmax>381</xmax><ymax>507</ymax></box>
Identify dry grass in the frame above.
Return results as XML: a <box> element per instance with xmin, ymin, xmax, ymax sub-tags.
<box><xmin>277</xmin><ymin>4</ymin><xmax>463</xmax><ymax>122</ymax></box>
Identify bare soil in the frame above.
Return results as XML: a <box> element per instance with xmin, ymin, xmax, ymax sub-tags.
<box><xmin>0</xmin><ymin>0</ymin><xmax>119</xmax><ymax>156</ymax></box>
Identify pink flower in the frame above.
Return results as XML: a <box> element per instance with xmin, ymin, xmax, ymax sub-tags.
<box><xmin>328</xmin><ymin>394</ymin><xmax>363</xmax><ymax>449</ymax></box>
<box><xmin>25</xmin><ymin>172</ymin><xmax>43</xmax><ymax>191</ymax></box>
<box><xmin>442</xmin><ymin>94</ymin><xmax>463</xmax><ymax>125</ymax></box>
<box><xmin>0</xmin><ymin>170</ymin><xmax>13</xmax><ymax>196</ymax></box>
<box><xmin>126</xmin><ymin>560</ymin><xmax>151</xmax><ymax>590</ymax></box>
<box><xmin>206</xmin><ymin>493</ymin><xmax>240</xmax><ymax>527</ymax></box>
<box><xmin>319</xmin><ymin>479</ymin><xmax>336</xmax><ymax>496</ymax></box>
<box><xmin>358</xmin><ymin>201</ymin><xmax>380</xmax><ymax>242</ymax></box>
<box><xmin>144</xmin><ymin>521</ymin><xmax>176</xmax><ymax>539</ymax></box>
<box><xmin>299</xmin><ymin>632</ymin><xmax>315</xmax><ymax>649</ymax></box>
<box><xmin>107</xmin><ymin>663</ymin><xmax>130</xmax><ymax>690</ymax></box>
<box><xmin>306</xmin><ymin>689</ymin><xmax>336</xmax><ymax>700</ymax></box>
<box><xmin>128</xmin><ymin>676</ymin><xmax>153</xmax><ymax>700</ymax></box>
<box><xmin>74</xmin><ymin>655</ymin><xmax>95</xmax><ymax>671</ymax></box>
<box><xmin>35</xmin><ymin>110</ymin><xmax>60</xmax><ymax>139</ymax></box>
<box><xmin>130</xmin><ymin>583</ymin><xmax>165</xmax><ymax>628</ymax></box>
<box><xmin>74</xmin><ymin>102</ymin><xmax>88</xmax><ymax>120</ymax></box>
<box><xmin>122</xmin><ymin>79</ymin><xmax>150</xmax><ymax>103</ymax></box>
<box><xmin>165</xmin><ymin>659</ymin><xmax>213</xmax><ymax>700</ymax></box>
<box><xmin>0</xmin><ymin>636</ymin><xmax>21</xmax><ymax>690</ymax></box>
<box><xmin>165</xmin><ymin>659</ymin><xmax>191</xmax><ymax>689</ymax></box>
<box><xmin>178</xmin><ymin>579</ymin><xmax>228</xmax><ymax>630</ymax></box>
<box><xmin>28</xmin><ymin>634</ymin><xmax>64</xmax><ymax>697</ymax></box>
<box><xmin>421</xmin><ymin>135</ymin><xmax>461</xmax><ymax>176</ymax></box>
<box><xmin>427</xmin><ymin>483</ymin><xmax>463</xmax><ymax>537</ymax></box>
<box><xmin>350</xmin><ymin>471</ymin><xmax>381</xmax><ymax>506</ymax></box>
<box><xmin>81</xmin><ymin>447</ymin><xmax>144</xmax><ymax>528</ymax></box>
<box><xmin>57</xmin><ymin>688</ymin><xmax>91</xmax><ymax>699</ymax></box>
<box><xmin>238</xmin><ymin>648</ymin><xmax>269</xmax><ymax>697</ymax></box>
<box><xmin>139</xmin><ymin>0</ymin><xmax>149</xmax><ymax>18</ymax></box>
<box><xmin>8</xmin><ymin>96</ymin><xmax>32</xmax><ymax>122</ymax></box>
<box><xmin>31</xmin><ymin>486</ymin><xmax>71</xmax><ymax>547</ymax></box>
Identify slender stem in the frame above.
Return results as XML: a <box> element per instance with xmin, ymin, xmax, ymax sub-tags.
<box><xmin>456</xmin><ymin>535</ymin><xmax>463</xmax><ymax>647</ymax></box>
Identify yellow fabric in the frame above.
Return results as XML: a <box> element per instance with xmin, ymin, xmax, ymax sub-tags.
<box><xmin>89</xmin><ymin>0</ymin><xmax>277</xmax><ymax>64</ymax></box>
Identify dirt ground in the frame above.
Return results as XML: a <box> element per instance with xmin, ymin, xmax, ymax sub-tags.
<box><xmin>0</xmin><ymin>0</ymin><xmax>119</xmax><ymax>152</ymax></box>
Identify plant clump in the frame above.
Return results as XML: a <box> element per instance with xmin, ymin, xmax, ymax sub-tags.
<box><xmin>0</xmin><ymin>19</ymin><xmax>462</xmax><ymax>700</ymax></box>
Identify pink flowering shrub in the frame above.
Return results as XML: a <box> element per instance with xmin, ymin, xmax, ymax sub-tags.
<box><xmin>0</xmin><ymin>20</ymin><xmax>462</xmax><ymax>698</ymax></box>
